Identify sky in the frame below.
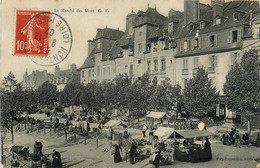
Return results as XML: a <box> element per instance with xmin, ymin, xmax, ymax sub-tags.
<box><xmin>1</xmin><ymin>0</ymin><xmax>213</xmax><ymax>82</ymax></box>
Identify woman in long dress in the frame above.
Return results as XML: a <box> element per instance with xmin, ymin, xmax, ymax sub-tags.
<box><xmin>113</xmin><ymin>144</ymin><xmax>122</xmax><ymax>163</ymax></box>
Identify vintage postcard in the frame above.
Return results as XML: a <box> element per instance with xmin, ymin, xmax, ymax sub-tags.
<box><xmin>1</xmin><ymin>0</ymin><xmax>260</xmax><ymax>167</ymax></box>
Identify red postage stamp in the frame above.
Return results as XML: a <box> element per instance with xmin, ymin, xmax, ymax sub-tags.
<box><xmin>15</xmin><ymin>10</ymin><xmax>50</xmax><ymax>56</ymax></box>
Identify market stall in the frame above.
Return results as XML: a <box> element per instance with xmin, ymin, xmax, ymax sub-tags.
<box><xmin>103</xmin><ymin>120</ymin><xmax>127</xmax><ymax>140</ymax></box>
<box><xmin>146</xmin><ymin>112</ymin><xmax>168</xmax><ymax>129</ymax></box>
<box><xmin>168</xmin><ymin>129</ymin><xmax>214</xmax><ymax>163</ymax></box>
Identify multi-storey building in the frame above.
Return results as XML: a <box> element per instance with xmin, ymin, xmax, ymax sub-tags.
<box><xmin>22</xmin><ymin>70</ymin><xmax>53</xmax><ymax>90</ymax></box>
<box><xmin>80</xmin><ymin>0</ymin><xmax>260</xmax><ymax>119</ymax></box>
<box><xmin>49</xmin><ymin>64</ymin><xmax>79</xmax><ymax>91</ymax></box>
<box><xmin>22</xmin><ymin>64</ymin><xmax>79</xmax><ymax>91</ymax></box>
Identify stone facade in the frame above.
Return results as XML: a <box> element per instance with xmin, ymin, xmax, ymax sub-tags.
<box><xmin>80</xmin><ymin>0</ymin><xmax>260</xmax><ymax>119</ymax></box>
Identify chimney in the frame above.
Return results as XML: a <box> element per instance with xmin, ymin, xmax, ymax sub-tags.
<box><xmin>168</xmin><ymin>9</ymin><xmax>180</xmax><ymax>18</ymax></box>
<box><xmin>184</xmin><ymin>0</ymin><xmax>200</xmax><ymax>26</ymax></box>
<box><xmin>212</xmin><ymin>1</ymin><xmax>223</xmax><ymax>18</ymax></box>
<box><xmin>249</xmin><ymin>10</ymin><xmax>253</xmax><ymax>27</ymax></box>
<box><xmin>87</xmin><ymin>40</ymin><xmax>95</xmax><ymax>56</ymax></box>
<box><xmin>126</xmin><ymin>9</ymin><xmax>136</xmax><ymax>36</ymax></box>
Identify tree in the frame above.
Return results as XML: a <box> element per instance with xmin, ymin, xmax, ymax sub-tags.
<box><xmin>128</xmin><ymin>73</ymin><xmax>153</xmax><ymax>118</ymax></box>
<box><xmin>60</xmin><ymin>79</ymin><xmax>83</xmax><ymax>113</ymax></box>
<box><xmin>151</xmin><ymin>78</ymin><xmax>182</xmax><ymax>113</ymax></box>
<box><xmin>223</xmin><ymin>49</ymin><xmax>260</xmax><ymax>114</ymax></box>
<box><xmin>36</xmin><ymin>81</ymin><xmax>58</xmax><ymax>106</ymax></box>
<box><xmin>184</xmin><ymin>67</ymin><xmax>219</xmax><ymax>118</ymax></box>
<box><xmin>1</xmin><ymin>73</ymin><xmax>24</xmax><ymax>144</ymax></box>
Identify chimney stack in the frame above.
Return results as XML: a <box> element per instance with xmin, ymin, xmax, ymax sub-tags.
<box><xmin>184</xmin><ymin>0</ymin><xmax>200</xmax><ymax>26</ymax></box>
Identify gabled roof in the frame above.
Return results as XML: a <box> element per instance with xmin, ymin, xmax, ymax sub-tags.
<box><xmin>146</xmin><ymin>112</ymin><xmax>167</xmax><ymax>119</ymax></box>
<box><xmin>133</xmin><ymin>7</ymin><xmax>167</xmax><ymax>27</ymax></box>
<box><xmin>96</xmin><ymin>28</ymin><xmax>124</xmax><ymax>40</ymax></box>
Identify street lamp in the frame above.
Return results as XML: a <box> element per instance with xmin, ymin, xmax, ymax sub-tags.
<box><xmin>1</xmin><ymin>127</ymin><xmax>7</xmax><ymax>166</ymax></box>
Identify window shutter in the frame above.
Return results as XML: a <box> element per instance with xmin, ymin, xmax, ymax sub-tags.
<box><xmin>206</xmin><ymin>36</ymin><xmax>209</xmax><ymax>47</ymax></box>
<box><xmin>215</xmin><ymin>55</ymin><xmax>218</xmax><ymax>67</ymax></box>
<box><xmin>237</xmin><ymin>29</ymin><xmax>241</xmax><ymax>42</ymax></box>
<box><xmin>191</xmin><ymin>39</ymin><xmax>194</xmax><ymax>50</ymax></box>
<box><xmin>228</xmin><ymin>31</ymin><xmax>231</xmax><ymax>43</ymax></box>
<box><xmin>214</xmin><ymin>35</ymin><xmax>217</xmax><ymax>46</ymax></box>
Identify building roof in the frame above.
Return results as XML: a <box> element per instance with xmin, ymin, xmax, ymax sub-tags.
<box><xmin>118</xmin><ymin>33</ymin><xmax>134</xmax><ymax>47</ymax></box>
<box><xmin>133</xmin><ymin>7</ymin><xmax>167</xmax><ymax>27</ymax></box>
<box><xmin>96</xmin><ymin>28</ymin><xmax>124</xmax><ymax>40</ymax></box>
<box><xmin>79</xmin><ymin>49</ymin><xmax>95</xmax><ymax>70</ymax></box>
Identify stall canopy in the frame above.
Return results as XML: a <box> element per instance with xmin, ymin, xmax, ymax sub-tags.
<box><xmin>146</xmin><ymin>112</ymin><xmax>167</xmax><ymax>119</ymax></box>
<box><xmin>154</xmin><ymin>127</ymin><xmax>175</xmax><ymax>138</ymax></box>
<box><xmin>168</xmin><ymin>129</ymin><xmax>214</xmax><ymax>139</ymax></box>
<box><xmin>104</xmin><ymin>120</ymin><xmax>127</xmax><ymax>128</ymax></box>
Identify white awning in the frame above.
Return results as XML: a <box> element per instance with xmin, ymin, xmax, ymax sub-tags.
<box><xmin>146</xmin><ymin>112</ymin><xmax>167</xmax><ymax>119</ymax></box>
<box><xmin>154</xmin><ymin>127</ymin><xmax>174</xmax><ymax>138</ymax></box>
<box><xmin>104</xmin><ymin>120</ymin><xmax>121</xmax><ymax>127</ymax></box>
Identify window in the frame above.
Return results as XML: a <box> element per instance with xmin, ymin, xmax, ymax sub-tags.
<box><xmin>81</xmin><ymin>71</ymin><xmax>84</xmax><ymax>78</ymax></box>
<box><xmin>107</xmin><ymin>67</ymin><xmax>110</xmax><ymax>75</ymax></box>
<box><xmin>184</xmin><ymin>40</ymin><xmax>188</xmax><ymax>51</ymax></box>
<box><xmin>97</xmin><ymin>39</ymin><xmax>101</xmax><ymax>48</ymax></box>
<box><xmin>97</xmin><ymin>66</ymin><xmax>100</xmax><ymax>76</ymax></box>
<box><xmin>233</xmin><ymin>13</ymin><xmax>239</xmax><ymax>21</ymax></box>
<box><xmin>182</xmin><ymin>59</ymin><xmax>188</xmax><ymax>75</ymax></box>
<box><xmin>138</xmin><ymin>60</ymin><xmax>141</xmax><ymax>64</ymax></box>
<box><xmin>231</xmin><ymin>52</ymin><xmax>240</xmax><ymax>67</ymax></box>
<box><xmin>209</xmin><ymin>55</ymin><xmax>217</xmax><ymax>72</ymax></box>
<box><xmin>183</xmin><ymin>78</ymin><xmax>188</xmax><ymax>89</ymax></box>
<box><xmin>189</xmin><ymin>24</ymin><xmax>194</xmax><ymax>31</ymax></box>
<box><xmin>209</xmin><ymin>77</ymin><xmax>215</xmax><ymax>86</ymax></box>
<box><xmin>147</xmin><ymin>60</ymin><xmax>151</xmax><ymax>72</ymax></box>
<box><xmin>170</xmin><ymin>60</ymin><xmax>173</xmax><ymax>64</ymax></box>
<box><xmin>89</xmin><ymin>69</ymin><xmax>91</xmax><ymax>77</ymax></box>
<box><xmin>168</xmin><ymin>22</ymin><xmax>173</xmax><ymax>33</ymax></box>
<box><xmin>216</xmin><ymin>18</ymin><xmax>221</xmax><ymax>25</ymax></box>
<box><xmin>193</xmin><ymin>57</ymin><xmax>199</xmax><ymax>74</ymax></box>
<box><xmin>194</xmin><ymin>38</ymin><xmax>199</xmax><ymax>49</ymax></box>
<box><xmin>130</xmin><ymin>64</ymin><xmax>133</xmax><ymax>75</ymax></box>
<box><xmin>161</xmin><ymin>58</ymin><xmax>166</xmax><ymax>72</ymax></box>
<box><xmin>92</xmin><ymin>69</ymin><xmax>94</xmax><ymax>77</ymax></box>
<box><xmin>200</xmin><ymin>22</ymin><xmax>205</xmax><ymax>29</ymax></box>
<box><xmin>125</xmin><ymin>65</ymin><xmax>128</xmax><ymax>74</ymax></box>
<box><xmin>232</xmin><ymin>30</ymin><xmax>238</xmax><ymax>42</ymax></box>
<box><xmin>154</xmin><ymin>59</ymin><xmax>158</xmax><ymax>72</ymax></box>
<box><xmin>139</xmin><ymin>31</ymin><xmax>142</xmax><ymax>36</ymax></box>
<box><xmin>103</xmin><ymin>67</ymin><xmax>106</xmax><ymax>76</ymax></box>
<box><xmin>193</xmin><ymin>57</ymin><xmax>199</xmax><ymax>68</ymax></box>
<box><xmin>209</xmin><ymin>35</ymin><xmax>216</xmax><ymax>47</ymax></box>
<box><xmin>138</xmin><ymin>43</ymin><xmax>142</xmax><ymax>53</ymax></box>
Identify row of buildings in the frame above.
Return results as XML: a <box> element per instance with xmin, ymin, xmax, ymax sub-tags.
<box><xmin>79</xmin><ymin>0</ymin><xmax>260</xmax><ymax>119</ymax></box>
<box><xmin>21</xmin><ymin>64</ymin><xmax>79</xmax><ymax>91</ymax></box>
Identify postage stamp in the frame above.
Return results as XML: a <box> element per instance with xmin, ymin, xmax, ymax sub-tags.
<box><xmin>14</xmin><ymin>10</ymin><xmax>73</xmax><ymax>66</ymax></box>
<box><xmin>15</xmin><ymin>10</ymin><xmax>50</xmax><ymax>56</ymax></box>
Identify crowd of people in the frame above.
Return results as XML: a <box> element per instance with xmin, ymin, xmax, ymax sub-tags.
<box><xmin>222</xmin><ymin>127</ymin><xmax>249</xmax><ymax>147</ymax></box>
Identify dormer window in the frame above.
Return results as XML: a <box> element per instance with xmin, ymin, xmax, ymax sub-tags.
<box><xmin>233</xmin><ymin>12</ymin><xmax>239</xmax><ymax>21</ymax></box>
<box><xmin>189</xmin><ymin>24</ymin><xmax>194</xmax><ymax>31</ymax></box>
<box><xmin>216</xmin><ymin>18</ymin><xmax>221</xmax><ymax>25</ymax></box>
<box><xmin>168</xmin><ymin>22</ymin><xmax>173</xmax><ymax>33</ymax></box>
<box><xmin>200</xmin><ymin>22</ymin><xmax>205</xmax><ymax>29</ymax></box>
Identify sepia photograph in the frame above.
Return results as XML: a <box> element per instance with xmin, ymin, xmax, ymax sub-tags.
<box><xmin>1</xmin><ymin>0</ymin><xmax>260</xmax><ymax>167</ymax></box>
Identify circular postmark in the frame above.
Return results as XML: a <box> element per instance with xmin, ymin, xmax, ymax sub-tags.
<box><xmin>26</xmin><ymin>12</ymin><xmax>73</xmax><ymax>66</ymax></box>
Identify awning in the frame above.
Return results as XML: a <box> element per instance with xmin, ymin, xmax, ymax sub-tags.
<box><xmin>146</xmin><ymin>112</ymin><xmax>167</xmax><ymax>119</ymax></box>
<box><xmin>104</xmin><ymin>120</ymin><xmax>127</xmax><ymax>128</ymax></box>
<box><xmin>154</xmin><ymin>127</ymin><xmax>174</xmax><ymax>138</ymax></box>
<box><xmin>168</xmin><ymin>129</ymin><xmax>214</xmax><ymax>139</ymax></box>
